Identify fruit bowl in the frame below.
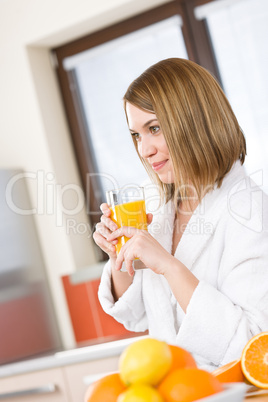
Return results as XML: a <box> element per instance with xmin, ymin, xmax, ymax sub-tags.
<box><xmin>197</xmin><ymin>382</ymin><xmax>248</xmax><ymax>402</ymax></box>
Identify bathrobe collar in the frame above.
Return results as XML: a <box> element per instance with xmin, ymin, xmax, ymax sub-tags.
<box><xmin>149</xmin><ymin>161</ymin><xmax>246</xmax><ymax>270</ymax></box>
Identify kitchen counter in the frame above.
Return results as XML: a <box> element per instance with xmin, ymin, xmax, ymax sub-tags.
<box><xmin>1</xmin><ymin>336</ymin><xmax>267</xmax><ymax>402</ymax></box>
<box><xmin>0</xmin><ymin>335</ymin><xmax>145</xmax><ymax>379</ymax></box>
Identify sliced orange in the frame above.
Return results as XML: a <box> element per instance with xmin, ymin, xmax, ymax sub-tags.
<box><xmin>212</xmin><ymin>359</ymin><xmax>245</xmax><ymax>383</ymax></box>
<box><xmin>241</xmin><ymin>332</ymin><xmax>268</xmax><ymax>389</ymax></box>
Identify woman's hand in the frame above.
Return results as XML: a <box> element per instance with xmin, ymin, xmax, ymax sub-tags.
<box><xmin>107</xmin><ymin>225</ymin><xmax>173</xmax><ymax>276</ymax></box>
<box><xmin>93</xmin><ymin>205</ymin><xmax>154</xmax><ymax>263</ymax></box>
<box><xmin>93</xmin><ymin>203</ymin><xmax>119</xmax><ymax>261</ymax></box>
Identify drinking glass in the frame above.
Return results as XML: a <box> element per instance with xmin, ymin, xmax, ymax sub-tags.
<box><xmin>106</xmin><ymin>185</ymin><xmax>148</xmax><ymax>270</ymax></box>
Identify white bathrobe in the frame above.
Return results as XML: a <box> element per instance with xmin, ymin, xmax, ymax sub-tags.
<box><xmin>98</xmin><ymin>162</ymin><xmax>268</xmax><ymax>371</ymax></box>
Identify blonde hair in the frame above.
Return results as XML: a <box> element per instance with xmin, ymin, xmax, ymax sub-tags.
<box><xmin>123</xmin><ymin>58</ymin><xmax>246</xmax><ymax>206</ymax></box>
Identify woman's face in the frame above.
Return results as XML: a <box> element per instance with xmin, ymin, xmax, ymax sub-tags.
<box><xmin>126</xmin><ymin>102</ymin><xmax>174</xmax><ymax>184</ymax></box>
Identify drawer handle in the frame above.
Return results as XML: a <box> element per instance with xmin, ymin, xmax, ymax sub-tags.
<box><xmin>0</xmin><ymin>383</ymin><xmax>56</xmax><ymax>399</ymax></box>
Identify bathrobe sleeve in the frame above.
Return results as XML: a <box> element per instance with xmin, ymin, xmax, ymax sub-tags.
<box><xmin>176</xmin><ymin>214</ymin><xmax>268</xmax><ymax>367</ymax></box>
<box><xmin>98</xmin><ymin>260</ymin><xmax>148</xmax><ymax>332</ymax></box>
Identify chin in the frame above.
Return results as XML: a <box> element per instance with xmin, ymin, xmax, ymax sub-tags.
<box><xmin>157</xmin><ymin>173</ymin><xmax>175</xmax><ymax>184</ymax></box>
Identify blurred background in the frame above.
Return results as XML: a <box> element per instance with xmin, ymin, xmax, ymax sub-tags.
<box><xmin>0</xmin><ymin>0</ymin><xmax>267</xmax><ymax>365</ymax></box>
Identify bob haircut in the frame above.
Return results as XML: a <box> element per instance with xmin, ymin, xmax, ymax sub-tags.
<box><xmin>123</xmin><ymin>58</ymin><xmax>246</xmax><ymax>206</ymax></box>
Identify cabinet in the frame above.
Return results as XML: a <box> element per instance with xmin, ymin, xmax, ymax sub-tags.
<box><xmin>63</xmin><ymin>355</ymin><xmax>119</xmax><ymax>401</ymax></box>
<box><xmin>0</xmin><ymin>367</ymin><xmax>70</xmax><ymax>402</ymax></box>
<box><xmin>62</xmin><ymin>274</ymin><xmax>147</xmax><ymax>344</ymax></box>
<box><xmin>0</xmin><ymin>355</ymin><xmax>120</xmax><ymax>402</ymax></box>
<box><xmin>0</xmin><ymin>336</ymin><xmax>138</xmax><ymax>401</ymax></box>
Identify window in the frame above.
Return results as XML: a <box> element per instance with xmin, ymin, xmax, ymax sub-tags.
<box><xmin>53</xmin><ymin>0</ymin><xmax>268</xmax><ymax>260</ymax></box>
<box><xmin>196</xmin><ymin>0</ymin><xmax>268</xmax><ymax>192</ymax></box>
<box><xmin>63</xmin><ymin>16</ymin><xmax>188</xmax><ymax>197</ymax></box>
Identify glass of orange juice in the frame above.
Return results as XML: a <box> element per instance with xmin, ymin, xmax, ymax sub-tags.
<box><xmin>106</xmin><ymin>185</ymin><xmax>148</xmax><ymax>270</ymax></box>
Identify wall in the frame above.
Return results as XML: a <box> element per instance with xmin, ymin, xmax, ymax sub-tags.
<box><xmin>0</xmin><ymin>0</ymin><xmax>169</xmax><ymax>348</ymax></box>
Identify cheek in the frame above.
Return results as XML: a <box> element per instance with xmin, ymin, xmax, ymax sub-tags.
<box><xmin>163</xmin><ymin>163</ymin><xmax>175</xmax><ymax>183</ymax></box>
<box><xmin>162</xmin><ymin>144</ymin><xmax>170</xmax><ymax>157</ymax></box>
<box><xmin>158</xmin><ymin>136</ymin><xmax>170</xmax><ymax>156</ymax></box>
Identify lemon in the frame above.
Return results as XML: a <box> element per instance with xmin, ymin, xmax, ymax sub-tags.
<box><xmin>118</xmin><ymin>384</ymin><xmax>164</xmax><ymax>402</ymax></box>
<box><xmin>119</xmin><ymin>338</ymin><xmax>172</xmax><ymax>386</ymax></box>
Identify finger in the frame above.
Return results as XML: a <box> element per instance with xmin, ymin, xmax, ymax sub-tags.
<box><xmin>118</xmin><ymin>245</ymin><xmax>135</xmax><ymax>276</ymax></box>
<box><xmin>101</xmin><ymin>214</ymin><xmax>118</xmax><ymax>232</ymax></box>
<box><xmin>107</xmin><ymin>226</ymin><xmax>138</xmax><ymax>241</ymax></box>
<box><xmin>93</xmin><ymin>232</ymin><xmax>117</xmax><ymax>256</ymax></box>
<box><xmin>95</xmin><ymin>223</ymin><xmax>118</xmax><ymax>245</ymax></box>
<box><xmin>114</xmin><ymin>249</ymin><xmax>124</xmax><ymax>271</ymax></box>
<box><xmin>100</xmin><ymin>203</ymin><xmax>111</xmax><ymax>217</ymax></box>
<box><xmin>124</xmin><ymin>258</ymin><xmax>135</xmax><ymax>277</ymax></box>
<box><xmin>115</xmin><ymin>253</ymin><xmax>134</xmax><ymax>276</ymax></box>
<box><xmin>95</xmin><ymin>222</ymin><xmax>111</xmax><ymax>239</ymax></box>
<box><xmin>93</xmin><ymin>231</ymin><xmax>111</xmax><ymax>251</ymax></box>
<box><xmin>147</xmin><ymin>213</ymin><xmax>153</xmax><ymax>225</ymax></box>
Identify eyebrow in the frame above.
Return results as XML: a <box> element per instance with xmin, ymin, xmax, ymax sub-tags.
<box><xmin>129</xmin><ymin>119</ymin><xmax>158</xmax><ymax>132</ymax></box>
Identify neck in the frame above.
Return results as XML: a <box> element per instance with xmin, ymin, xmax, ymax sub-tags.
<box><xmin>177</xmin><ymin>198</ymin><xmax>199</xmax><ymax>216</ymax></box>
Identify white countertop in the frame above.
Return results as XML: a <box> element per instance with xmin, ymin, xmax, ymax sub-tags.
<box><xmin>0</xmin><ymin>336</ymin><xmax>146</xmax><ymax>379</ymax></box>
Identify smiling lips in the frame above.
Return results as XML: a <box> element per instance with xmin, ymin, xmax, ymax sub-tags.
<box><xmin>151</xmin><ymin>160</ymin><xmax>168</xmax><ymax>171</ymax></box>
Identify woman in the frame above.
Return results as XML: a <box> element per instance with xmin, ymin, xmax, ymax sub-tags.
<box><xmin>94</xmin><ymin>58</ymin><xmax>268</xmax><ymax>371</ymax></box>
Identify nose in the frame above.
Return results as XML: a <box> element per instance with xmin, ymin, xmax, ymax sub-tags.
<box><xmin>138</xmin><ymin>135</ymin><xmax>157</xmax><ymax>159</ymax></box>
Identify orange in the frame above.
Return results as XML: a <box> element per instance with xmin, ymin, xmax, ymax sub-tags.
<box><xmin>158</xmin><ymin>368</ymin><xmax>224</xmax><ymax>402</ymax></box>
<box><xmin>241</xmin><ymin>331</ymin><xmax>268</xmax><ymax>389</ymax></box>
<box><xmin>168</xmin><ymin>344</ymin><xmax>197</xmax><ymax>372</ymax></box>
<box><xmin>119</xmin><ymin>338</ymin><xmax>172</xmax><ymax>386</ymax></box>
<box><xmin>84</xmin><ymin>372</ymin><xmax>126</xmax><ymax>402</ymax></box>
<box><xmin>212</xmin><ymin>359</ymin><xmax>245</xmax><ymax>383</ymax></box>
<box><xmin>118</xmin><ymin>384</ymin><xmax>164</xmax><ymax>402</ymax></box>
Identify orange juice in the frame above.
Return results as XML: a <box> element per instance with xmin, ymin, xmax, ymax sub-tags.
<box><xmin>110</xmin><ymin>200</ymin><xmax>147</xmax><ymax>255</ymax></box>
